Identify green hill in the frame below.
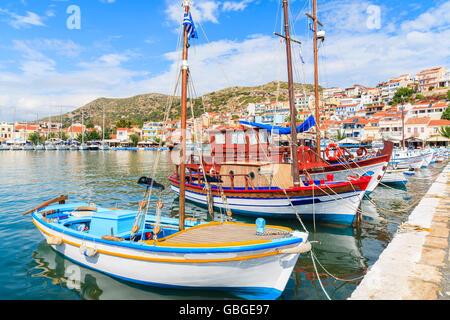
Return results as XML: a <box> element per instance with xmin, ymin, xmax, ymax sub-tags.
<box><xmin>46</xmin><ymin>81</ymin><xmax>319</xmax><ymax>127</ymax></box>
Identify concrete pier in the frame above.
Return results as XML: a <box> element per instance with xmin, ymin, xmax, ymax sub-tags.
<box><xmin>349</xmin><ymin>162</ymin><xmax>449</xmax><ymax>300</ymax></box>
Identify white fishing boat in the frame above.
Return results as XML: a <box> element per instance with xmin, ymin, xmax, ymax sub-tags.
<box><xmin>79</xmin><ymin>143</ymin><xmax>89</xmax><ymax>151</ymax></box>
<box><xmin>10</xmin><ymin>144</ymin><xmax>22</xmax><ymax>150</ymax></box>
<box><xmin>35</xmin><ymin>144</ymin><xmax>45</xmax><ymax>151</ymax></box>
<box><xmin>28</xmin><ymin>198</ymin><xmax>309</xmax><ymax>299</ymax></box>
<box><xmin>56</xmin><ymin>144</ymin><xmax>69</xmax><ymax>150</ymax></box>
<box><xmin>99</xmin><ymin>144</ymin><xmax>110</xmax><ymax>151</ymax></box>
<box><xmin>45</xmin><ymin>143</ymin><xmax>57</xmax><ymax>151</ymax></box>
<box><xmin>23</xmin><ymin>144</ymin><xmax>35</xmax><ymax>151</ymax></box>
<box><xmin>0</xmin><ymin>144</ymin><xmax>9</xmax><ymax>151</ymax></box>
<box><xmin>27</xmin><ymin>1</ymin><xmax>311</xmax><ymax>300</ymax></box>
<box><xmin>421</xmin><ymin>149</ymin><xmax>434</xmax><ymax>167</ymax></box>
<box><xmin>381</xmin><ymin>168</ymin><xmax>414</xmax><ymax>185</ymax></box>
<box><xmin>390</xmin><ymin>149</ymin><xmax>425</xmax><ymax>169</ymax></box>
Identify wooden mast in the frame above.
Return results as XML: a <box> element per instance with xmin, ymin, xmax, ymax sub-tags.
<box><xmin>282</xmin><ymin>0</ymin><xmax>300</xmax><ymax>186</ymax></box>
<box><xmin>179</xmin><ymin>0</ymin><xmax>191</xmax><ymax>231</ymax></box>
<box><xmin>312</xmin><ymin>0</ymin><xmax>321</xmax><ymax>156</ymax></box>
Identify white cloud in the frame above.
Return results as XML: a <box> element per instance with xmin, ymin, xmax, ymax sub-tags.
<box><xmin>222</xmin><ymin>0</ymin><xmax>255</xmax><ymax>12</ymax></box>
<box><xmin>0</xmin><ymin>9</ymin><xmax>46</xmax><ymax>29</ymax></box>
<box><xmin>401</xmin><ymin>1</ymin><xmax>450</xmax><ymax>32</ymax></box>
<box><xmin>165</xmin><ymin>0</ymin><xmax>221</xmax><ymax>25</ymax></box>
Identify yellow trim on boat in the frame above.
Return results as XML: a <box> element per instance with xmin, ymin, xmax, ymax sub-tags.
<box><xmin>33</xmin><ymin>219</ymin><xmax>284</xmax><ymax>264</ymax></box>
<box><xmin>154</xmin><ymin>221</ymin><xmax>293</xmax><ymax>244</ymax></box>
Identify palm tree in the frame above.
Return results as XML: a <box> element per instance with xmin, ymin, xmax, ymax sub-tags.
<box><xmin>439</xmin><ymin>126</ymin><xmax>450</xmax><ymax>138</ymax></box>
<box><xmin>335</xmin><ymin>130</ymin><xmax>346</xmax><ymax>141</ymax></box>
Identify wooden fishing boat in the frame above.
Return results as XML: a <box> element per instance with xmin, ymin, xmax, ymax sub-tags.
<box><xmin>28</xmin><ymin>197</ymin><xmax>309</xmax><ymax>299</ymax></box>
<box><xmin>169</xmin><ymin>0</ymin><xmax>374</xmax><ymax>226</ymax></box>
<box><xmin>27</xmin><ymin>1</ymin><xmax>311</xmax><ymax>300</ymax></box>
<box><xmin>170</xmin><ymin>161</ymin><xmax>371</xmax><ymax>225</ymax></box>
<box><xmin>198</xmin><ymin>125</ymin><xmax>393</xmax><ymax>195</ymax></box>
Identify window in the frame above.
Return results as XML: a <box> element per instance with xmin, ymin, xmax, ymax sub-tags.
<box><xmin>231</xmin><ymin>131</ymin><xmax>246</xmax><ymax>144</ymax></box>
<box><xmin>421</xmin><ymin>127</ymin><xmax>424</xmax><ymax>133</ymax></box>
<box><xmin>258</xmin><ymin>130</ymin><xmax>268</xmax><ymax>144</ymax></box>
<box><xmin>408</xmin><ymin>128</ymin><xmax>411</xmax><ymax>133</ymax></box>
<box><xmin>214</xmin><ymin>133</ymin><xmax>225</xmax><ymax>144</ymax></box>
<box><xmin>414</xmin><ymin>128</ymin><xmax>418</xmax><ymax>133</ymax></box>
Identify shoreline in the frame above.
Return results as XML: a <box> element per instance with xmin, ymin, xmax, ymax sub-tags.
<box><xmin>349</xmin><ymin>161</ymin><xmax>449</xmax><ymax>300</ymax></box>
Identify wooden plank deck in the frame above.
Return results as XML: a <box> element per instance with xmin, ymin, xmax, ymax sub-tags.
<box><xmin>160</xmin><ymin>223</ymin><xmax>290</xmax><ymax>244</ymax></box>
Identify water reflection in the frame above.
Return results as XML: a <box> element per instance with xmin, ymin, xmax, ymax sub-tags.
<box><xmin>28</xmin><ymin>242</ymin><xmax>236</xmax><ymax>300</ymax></box>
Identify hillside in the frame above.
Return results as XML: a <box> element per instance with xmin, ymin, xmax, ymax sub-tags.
<box><xmin>47</xmin><ymin>81</ymin><xmax>319</xmax><ymax>127</ymax></box>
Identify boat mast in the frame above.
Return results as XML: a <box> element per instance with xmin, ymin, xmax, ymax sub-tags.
<box><xmin>102</xmin><ymin>106</ymin><xmax>105</xmax><ymax>143</ymax></box>
<box><xmin>282</xmin><ymin>0</ymin><xmax>300</xmax><ymax>186</ymax></box>
<box><xmin>307</xmin><ymin>0</ymin><xmax>322</xmax><ymax>156</ymax></box>
<box><xmin>401</xmin><ymin>96</ymin><xmax>405</xmax><ymax>150</ymax></box>
<box><xmin>82</xmin><ymin>109</ymin><xmax>84</xmax><ymax>144</ymax></box>
<box><xmin>179</xmin><ymin>0</ymin><xmax>191</xmax><ymax>231</ymax></box>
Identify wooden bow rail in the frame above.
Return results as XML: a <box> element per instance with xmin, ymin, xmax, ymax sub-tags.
<box><xmin>23</xmin><ymin>195</ymin><xmax>68</xmax><ymax>216</ymax></box>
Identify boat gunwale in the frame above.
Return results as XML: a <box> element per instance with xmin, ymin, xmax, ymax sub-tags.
<box><xmin>32</xmin><ymin>212</ymin><xmax>305</xmax><ymax>254</ymax></box>
<box><xmin>168</xmin><ymin>174</ymin><xmax>371</xmax><ymax>193</ymax></box>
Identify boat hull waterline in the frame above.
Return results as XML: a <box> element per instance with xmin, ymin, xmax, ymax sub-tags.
<box><xmin>170</xmin><ymin>176</ymin><xmax>370</xmax><ymax>225</ymax></box>
<box><xmin>31</xmin><ymin>205</ymin><xmax>308</xmax><ymax>299</ymax></box>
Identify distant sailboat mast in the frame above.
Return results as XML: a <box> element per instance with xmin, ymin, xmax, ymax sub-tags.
<box><xmin>82</xmin><ymin>109</ymin><xmax>84</xmax><ymax>145</ymax></box>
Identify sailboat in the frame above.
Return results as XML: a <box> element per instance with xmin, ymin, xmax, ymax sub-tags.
<box><xmin>231</xmin><ymin>3</ymin><xmax>393</xmax><ymax>195</ymax></box>
<box><xmin>26</xmin><ymin>1</ymin><xmax>310</xmax><ymax>300</ymax></box>
<box><xmin>171</xmin><ymin>0</ymin><xmax>373</xmax><ymax>226</ymax></box>
<box><xmin>99</xmin><ymin>106</ymin><xmax>110</xmax><ymax>151</ymax></box>
<box><xmin>79</xmin><ymin>110</ymin><xmax>89</xmax><ymax>150</ymax></box>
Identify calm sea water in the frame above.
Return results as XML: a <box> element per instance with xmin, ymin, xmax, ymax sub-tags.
<box><xmin>0</xmin><ymin>150</ymin><xmax>445</xmax><ymax>300</ymax></box>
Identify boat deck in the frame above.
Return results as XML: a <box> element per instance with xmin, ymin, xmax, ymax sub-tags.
<box><xmin>159</xmin><ymin>223</ymin><xmax>291</xmax><ymax>244</ymax></box>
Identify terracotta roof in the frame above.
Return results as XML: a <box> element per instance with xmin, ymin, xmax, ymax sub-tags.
<box><xmin>405</xmin><ymin>117</ymin><xmax>431</xmax><ymax>125</ymax></box>
<box><xmin>428</xmin><ymin>120</ymin><xmax>450</xmax><ymax>126</ymax></box>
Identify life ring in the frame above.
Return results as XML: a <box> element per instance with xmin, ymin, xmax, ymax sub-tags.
<box><xmin>356</xmin><ymin>147</ymin><xmax>368</xmax><ymax>157</ymax></box>
<box><xmin>325</xmin><ymin>143</ymin><xmax>343</xmax><ymax>162</ymax></box>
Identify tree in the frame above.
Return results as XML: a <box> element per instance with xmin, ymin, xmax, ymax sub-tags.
<box><xmin>116</xmin><ymin>119</ymin><xmax>132</xmax><ymax>128</ymax></box>
<box><xmin>442</xmin><ymin>106</ymin><xmax>450</xmax><ymax>120</ymax></box>
<box><xmin>415</xmin><ymin>94</ymin><xmax>424</xmax><ymax>100</ymax></box>
<box><xmin>392</xmin><ymin>87</ymin><xmax>414</xmax><ymax>105</ymax></box>
<box><xmin>60</xmin><ymin>131</ymin><xmax>69</xmax><ymax>142</ymax></box>
<box><xmin>130</xmin><ymin>134</ymin><xmax>139</xmax><ymax>147</ymax></box>
<box><xmin>334</xmin><ymin>130</ymin><xmax>346</xmax><ymax>141</ymax></box>
<box><xmin>28</xmin><ymin>132</ymin><xmax>42</xmax><ymax>145</ymax></box>
<box><xmin>447</xmin><ymin>90</ymin><xmax>450</xmax><ymax>101</ymax></box>
<box><xmin>439</xmin><ymin>126</ymin><xmax>450</xmax><ymax>138</ymax></box>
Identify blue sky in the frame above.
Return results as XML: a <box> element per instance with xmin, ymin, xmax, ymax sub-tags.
<box><xmin>0</xmin><ymin>0</ymin><xmax>449</xmax><ymax>121</ymax></box>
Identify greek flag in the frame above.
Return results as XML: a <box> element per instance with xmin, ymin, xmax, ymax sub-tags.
<box><xmin>183</xmin><ymin>12</ymin><xmax>198</xmax><ymax>40</ymax></box>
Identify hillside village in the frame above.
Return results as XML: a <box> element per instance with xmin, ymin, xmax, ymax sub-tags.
<box><xmin>1</xmin><ymin>66</ymin><xmax>450</xmax><ymax>148</ymax></box>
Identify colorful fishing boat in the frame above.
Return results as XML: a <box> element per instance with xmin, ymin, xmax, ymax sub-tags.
<box><xmin>28</xmin><ymin>197</ymin><xmax>309</xmax><ymax>299</ymax></box>
<box><xmin>169</xmin><ymin>0</ymin><xmax>376</xmax><ymax>226</ymax></box>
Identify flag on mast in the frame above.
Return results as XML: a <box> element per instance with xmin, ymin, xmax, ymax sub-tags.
<box><xmin>183</xmin><ymin>12</ymin><xmax>198</xmax><ymax>40</ymax></box>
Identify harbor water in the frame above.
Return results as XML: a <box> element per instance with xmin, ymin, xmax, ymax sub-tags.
<box><xmin>0</xmin><ymin>150</ymin><xmax>446</xmax><ymax>300</ymax></box>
